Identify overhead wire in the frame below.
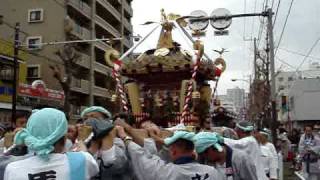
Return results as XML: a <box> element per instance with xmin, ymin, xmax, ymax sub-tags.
<box><xmin>295</xmin><ymin>37</ymin><xmax>320</xmax><ymax>72</ymax></box>
<box><xmin>278</xmin><ymin>47</ymin><xmax>320</xmax><ymax>61</ymax></box>
<box><xmin>250</xmin><ymin>0</ymin><xmax>258</xmax><ymax>40</ymax></box>
<box><xmin>272</xmin><ymin>0</ymin><xmax>281</xmax><ymax>27</ymax></box>
<box><xmin>271</xmin><ymin>0</ymin><xmax>275</xmax><ymax>9</ymax></box>
<box><xmin>274</xmin><ymin>0</ymin><xmax>295</xmax><ymax>57</ymax></box>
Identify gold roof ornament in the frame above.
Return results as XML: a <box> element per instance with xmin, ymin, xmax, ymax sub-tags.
<box><xmin>105</xmin><ymin>49</ymin><xmax>120</xmax><ymax>67</ymax></box>
<box><xmin>157</xmin><ymin>9</ymin><xmax>174</xmax><ymax>49</ymax></box>
<box><xmin>167</xmin><ymin>13</ymin><xmax>188</xmax><ymax>27</ymax></box>
<box><xmin>213</xmin><ymin>48</ymin><xmax>228</xmax><ymax>73</ymax></box>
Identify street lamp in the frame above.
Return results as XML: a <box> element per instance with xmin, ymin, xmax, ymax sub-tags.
<box><xmin>231</xmin><ymin>78</ymin><xmax>250</xmax><ymax>83</ymax></box>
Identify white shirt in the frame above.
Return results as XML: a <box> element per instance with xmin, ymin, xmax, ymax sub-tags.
<box><xmin>224</xmin><ymin>136</ymin><xmax>268</xmax><ymax>180</ymax></box>
<box><xmin>4</xmin><ymin>152</ymin><xmax>99</xmax><ymax>180</ymax></box>
<box><xmin>260</xmin><ymin>145</ymin><xmax>272</xmax><ymax>174</ymax></box>
<box><xmin>127</xmin><ymin>141</ymin><xmax>222</xmax><ymax>180</ymax></box>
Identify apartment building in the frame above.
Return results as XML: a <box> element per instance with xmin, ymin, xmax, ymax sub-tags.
<box><xmin>0</xmin><ymin>0</ymin><xmax>133</xmax><ymax>118</ymax></box>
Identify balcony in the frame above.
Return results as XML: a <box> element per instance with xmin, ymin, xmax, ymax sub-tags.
<box><xmin>123</xmin><ymin>0</ymin><xmax>133</xmax><ymax>17</ymax></box>
<box><xmin>95</xmin><ymin>40</ymin><xmax>111</xmax><ymax>51</ymax></box>
<box><xmin>123</xmin><ymin>37</ymin><xmax>132</xmax><ymax>48</ymax></box>
<box><xmin>96</xmin><ymin>0</ymin><xmax>121</xmax><ymax>21</ymax></box>
<box><xmin>95</xmin><ymin>15</ymin><xmax>120</xmax><ymax>38</ymax></box>
<box><xmin>66</xmin><ymin>0</ymin><xmax>91</xmax><ymax>18</ymax></box>
<box><xmin>94</xmin><ymin>62</ymin><xmax>112</xmax><ymax>75</ymax></box>
<box><xmin>76</xmin><ymin>52</ymin><xmax>90</xmax><ymax>69</ymax></box>
<box><xmin>68</xmin><ymin>19</ymin><xmax>91</xmax><ymax>40</ymax></box>
<box><xmin>123</xmin><ymin>18</ymin><xmax>133</xmax><ymax>32</ymax></box>
<box><xmin>93</xmin><ymin>86</ymin><xmax>113</xmax><ymax>97</ymax></box>
<box><xmin>71</xmin><ymin>77</ymin><xmax>90</xmax><ymax>94</ymax></box>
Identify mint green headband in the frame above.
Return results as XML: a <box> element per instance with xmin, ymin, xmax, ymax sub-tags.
<box><xmin>236</xmin><ymin>123</ymin><xmax>254</xmax><ymax>132</ymax></box>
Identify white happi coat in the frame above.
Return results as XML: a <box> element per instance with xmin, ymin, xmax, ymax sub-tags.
<box><xmin>94</xmin><ymin>138</ymin><xmax>132</xmax><ymax>180</ymax></box>
<box><xmin>127</xmin><ymin>141</ymin><xmax>222</xmax><ymax>180</ymax></box>
<box><xmin>4</xmin><ymin>152</ymin><xmax>98</xmax><ymax>180</ymax></box>
<box><xmin>224</xmin><ymin>136</ymin><xmax>268</xmax><ymax>180</ymax></box>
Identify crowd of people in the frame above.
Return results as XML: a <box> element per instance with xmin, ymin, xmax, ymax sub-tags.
<box><xmin>0</xmin><ymin>106</ymin><xmax>319</xmax><ymax>180</ymax></box>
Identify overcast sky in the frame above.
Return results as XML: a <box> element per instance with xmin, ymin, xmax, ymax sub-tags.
<box><xmin>131</xmin><ymin>0</ymin><xmax>320</xmax><ymax>95</ymax></box>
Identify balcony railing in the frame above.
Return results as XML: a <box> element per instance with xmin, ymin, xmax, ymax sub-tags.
<box><xmin>76</xmin><ymin>52</ymin><xmax>90</xmax><ymax>69</ymax></box>
<box><xmin>123</xmin><ymin>0</ymin><xmax>133</xmax><ymax>16</ymax></box>
<box><xmin>71</xmin><ymin>77</ymin><xmax>90</xmax><ymax>94</ymax></box>
<box><xmin>95</xmin><ymin>15</ymin><xmax>120</xmax><ymax>38</ymax></box>
<box><xmin>93</xmin><ymin>86</ymin><xmax>113</xmax><ymax>97</ymax></box>
<box><xmin>123</xmin><ymin>37</ymin><xmax>132</xmax><ymax>48</ymax></box>
<box><xmin>67</xmin><ymin>0</ymin><xmax>91</xmax><ymax>18</ymax></box>
<box><xmin>96</xmin><ymin>0</ymin><xmax>121</xmax><ymax>21</ymax></box>
<box><xmin>69</xmin><ymin>19</ymin><xmax>91</xmax><ymax>40</ymax></box>
<box><xmin>94</xmin><ymin>61</ymin><xmax>112</xmax><ymax>76</ymax></box>
<box><xmin>123</xmin><ymin>18</ymin><xmax>133</xmax><ymax>32</ymax></box>
<box><xmin>95</xmin><ymin>40</ymin><xmax>111</xmax><ymax>51</ymax></box>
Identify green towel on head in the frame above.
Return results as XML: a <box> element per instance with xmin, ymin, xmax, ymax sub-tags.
<box><xmin>15</xmin><ymin>108</ymin><xmax>68</xmax><ymax>160</ymax></box>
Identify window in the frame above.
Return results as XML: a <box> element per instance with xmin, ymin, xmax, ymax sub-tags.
<box><xmin>288</xmin><ymin>76</ymin><xmax>294</xmax><ymax>81</ymax></box>
<box><xmin>0</xmin><ymin>66</ymin><xmax>14</xmax><ymax>81</ymax></box>
<box><xmin>278</xmin><ymin>85</ymin><xmax>285</xmax><ymax>91</ymax></box>
<box><xmin>28</xmin><ymin>9</ymin><xmax>44</xmax><ymax>22</ymax></box>
<box><xmin>27</xmin><ymin>36</ymin><xmax>42</xmax><ymax>50</ymax></box>
<box><xmin>27</xmin><ymin>65</ymin><xmax>40</xmax><ymax>78</ymax></box>
<box><xmin>278</xmin><ymin>77</ymin><xmax>284</xmax><ymax>82</ymax></box>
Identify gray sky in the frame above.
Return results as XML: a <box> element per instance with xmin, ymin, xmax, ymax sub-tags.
<box><xmin>131</xmin><ymin>0</ymin><xmax>320</xmax><ymax>95</ymax></box>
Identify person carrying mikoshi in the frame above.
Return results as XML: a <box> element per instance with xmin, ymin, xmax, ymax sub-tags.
<box><xmin>3</xmin><ymin>108</ymin><xmax>99</xmax><ymax>180</ymax></box>
<box><xmin>193</xmin><ymin>132</ymin><xmax>258</xmax><ymax>180</ymax></box>
<box><xmin>223</xmin><ymin>121</ymin><xmax>268</xmax><ymax>180</ymax></box>
<box><xmin>76</xmin><ymin>106</ymin><xmax>133</xmax><ymax>180</ymax></box>
<box><xmin>117</xmin><ymin>128</ymin><xmax>222</xmax><ymax>180</ymax></box>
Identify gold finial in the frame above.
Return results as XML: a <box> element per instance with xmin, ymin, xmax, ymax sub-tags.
<box><xmin>160</xmin><ymin>9</ymin><xmax>168</xmax><ymax>23</ymax></box>
<box><xmin>157</xmin><ymin>9</ymin><xmax>174</xmax><ymax>49</ymax></box>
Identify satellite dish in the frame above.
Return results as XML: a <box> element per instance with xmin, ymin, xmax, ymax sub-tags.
<box><xmin>188</xmin><ymin>10</ymin><xmax>209</xmax><ymax>31</ymax></box>
<box><xmin>210</xmin><ymin>8</ymin><xmax>232</xmax><ymax>30</ymax></box>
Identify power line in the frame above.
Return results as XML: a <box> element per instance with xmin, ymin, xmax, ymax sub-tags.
<box><xmin>271</xmin><ymin>0</ymin><xmax>275</xmax><ymax>9</ymax></box>
<box><xmin>295</xmin><ymin>37</ymin><xmax>320</xmax><ymax>71</ymax></box>
<box><xmin>272</xmin><ymin>0</ymin><xmax>281</xmax><ymax>27</ymax></box>
<box><xmin>250</xmin><ymin>0</ymin><xmax>258</xmax><ymax>39</ymax></box>
<box><xmin>274</xmin><ymin>0</ymin><xmax>295</xmax><ymax>57</ymax></box>
<box><xmin>278</xmin><ymin>47</ymin><xmax>320</xmax><ymax>61</ymax></box>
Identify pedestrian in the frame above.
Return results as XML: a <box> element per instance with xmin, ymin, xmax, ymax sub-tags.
<box><xmin>81</xmin><ymin>106</ymin><xmax>112</xmax><ymax>121</ymax></box>
<box><xmin>258</xmin><ymin>129</ymin><xmax>278</xmax><ymax>180</ymax></box>
<box><xmin>298</xmin><ymin>125</ymin><xmax>320</xmax><ymax>180</ymax></box>
<box><xmin>117</xmin><ymin>129</ymin><xmax>221</xmax><ymax>180</ymax></box>
<box><xmin>3</xmin><ymin>108</ymin><xmax>99</xmax><ymax>180</ymax></box>
<box><xmin>224</xmin><ymin>121</ymin><xmax>268</xmax><ymax>180</ymax></box>
<box><xmin>194</xmin><ymin>132</ymin><xmax>258</xmax><ymax>180</ymax></box>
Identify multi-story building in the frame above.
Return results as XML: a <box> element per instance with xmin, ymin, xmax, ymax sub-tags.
<box><xmin>0</xmin><ymin>38</ymin><xmax>30</xmax><ymax>124</ymax></box>
<box><xmin>0</xmin><ymin>0</ymin><xmax>133</xmax><ymax>118</ymax></box>
<box><xmin>288</xmin><ymin>78</ymin><xmax>320</xmax><ymax>129</ymax></box>
<box><xmin>276</xmin><ymin>63</ymin><xmax>320</xmax><ymax>122</ymax></box>
<box><xmin>226</xmin><ymin>87</ymin><xmax>245</xmax><ymax>113</ymax></box>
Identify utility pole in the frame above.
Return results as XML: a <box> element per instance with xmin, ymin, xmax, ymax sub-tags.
<box><xmin>267</xmin><ymin>8</ymin><xmax>277</xmax><ymax>144</ymax></box>
<box><xmin>12</xmin><ymin>22</ymin><xmax>20</xmax><ymax>122</ymax></box>
<box><xmin>254</xmin><ymin>38</ymin><xmax>258</xmax><ymax>78</ymax></box>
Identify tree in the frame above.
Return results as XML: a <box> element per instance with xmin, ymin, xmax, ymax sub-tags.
<box><xmin>49</xmin><ymin>44</ymin><xmax>80</xmax><ymax>119</ymax></box>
